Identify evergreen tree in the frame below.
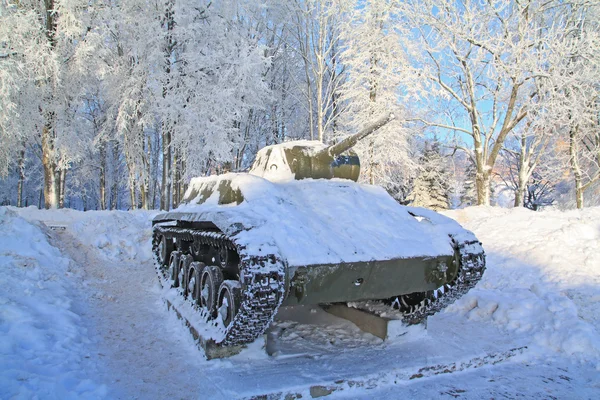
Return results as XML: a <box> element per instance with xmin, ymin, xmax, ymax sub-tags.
<box><xmin>460</xmin><ymin>162</ymin><xmax>477</xmax><ymax>207</ymax></box>
<box><xmin>408</xmin><ymin>141</ymin><xmax>451</xmax><ymax>210</ymax></box>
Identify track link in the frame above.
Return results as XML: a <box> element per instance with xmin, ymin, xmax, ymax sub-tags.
<box><xmin>152</xmin><ymin>224</ymin><xmax>286</xmax><ymax>347</ymax></box>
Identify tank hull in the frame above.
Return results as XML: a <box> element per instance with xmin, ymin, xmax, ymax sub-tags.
<box><xmin>153</xmin><ymin>211</ymin><xmax>458</xmax><ymax>306</ymax></box>
<box><xmin>282</xmin><ymin>254</ymin><xmax>457</xmax><ymax>306</ymax></box>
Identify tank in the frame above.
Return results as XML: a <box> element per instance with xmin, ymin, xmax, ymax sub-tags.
<box><xmin>152</xmin><ymin>113</ymin><xmax>485</xmax><ymax>358</ymax></box>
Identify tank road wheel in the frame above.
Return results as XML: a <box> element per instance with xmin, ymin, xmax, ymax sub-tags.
<box><xmin>188</xmin><ymin>261</ymin><xmax>205</xmax><ymax>304</ymax></box>
<box><xmin>169</xmin><ymin>251</ymin><xmax>182</xmax><ymax>287</ymax></box>
<box><xmin>158</xmin><ymin>234</ymin><xmax>174</xmax><ymax>267</ymax></box>
<box><xmin>178</xmin><ymin>254</ymin><xmax>194</xmax><ymax>297</ymax></box>
<box><xmin>199</xmin><ymin>266</ymin><xmax>224</xmax><ymax>317</ymax></box>
<box><xmin>217</xmin><ymin>281</ymin><xmax>241</xmax><ymax>328</ymax></box>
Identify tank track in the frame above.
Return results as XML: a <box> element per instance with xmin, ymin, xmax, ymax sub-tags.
<box><xmin>152</xmin><ymin>224</ymin><xmax>285</xmax><ymax>347</ymax></box>
<box><xmin>393</xmin><ymin>235</ymin><xmax>486</xmax><ymax>325</ymax></box>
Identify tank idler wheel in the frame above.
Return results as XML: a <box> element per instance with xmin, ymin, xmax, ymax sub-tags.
<box><xmin>178</xmin><ymin>254</ymin><xmax>194</xmax><ymax>298</ymax></box>
<box><xmin>188</xmin><ymin>261</ymin><xmax>206</xmax><ymax>304</ymax></box>
<box><xmin>169</xmin><ymin>251</ymin><xmax>182</xmax><ymax>287</ymax></box>
<box><xmin>217</xmin><ymin>281</ymin><xmax>241</xmax><ymax>328</ymax></box>
<box><xmin>159</xmin><ymin>235</ymin><xmax>174</xmax><ymax>266</ymax></box>
<box><xmin>199</xmin><ymin>266</ymin><xmax>224</xmax><ymax>318</ymax></box>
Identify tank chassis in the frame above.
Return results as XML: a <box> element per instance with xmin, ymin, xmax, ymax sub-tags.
<box><xmin>152</xmin><ymin>113</ymin><xmax>486</xmax><ymax>358</ymax></box>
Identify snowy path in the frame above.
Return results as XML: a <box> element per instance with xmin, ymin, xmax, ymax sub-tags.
<box><xmin>52</xmin><ymin>228</ymin><xmax>228</xmax><ymax>399</ymax></box>
<box><xmin>4</xmin><ymin>206</ymin><xmax>600</xmax><ymax>399</ymax></box>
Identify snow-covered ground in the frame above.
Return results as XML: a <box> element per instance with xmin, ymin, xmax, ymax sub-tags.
<box><xmin>1</xmin><ymin>205</ymin><xmax>599</xmax><ymax>399</ymax></box>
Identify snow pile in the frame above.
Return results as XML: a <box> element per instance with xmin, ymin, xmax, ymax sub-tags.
<box><xmin>0</xmin><ymin>208</ymin><xmax>107</xmax><ymax>399</ymax></box>
<box><xmin>443</xmin><ymin>206</ymin><xmax>600</xmax><ymax>367</ymax></box>
<box><xmin>170</xmin><ymin>173</ymin><xmax>458</xmax><ymax>266</ymax></box>
<box><xmin>68</xmin><ymin>211</ymin><xmax>156</xmax><ymax>264</ymax></box>
<box><xmin>16</xmin><ymin>207</ymin><xmax>156</xmax><ymax>264</ymax></box>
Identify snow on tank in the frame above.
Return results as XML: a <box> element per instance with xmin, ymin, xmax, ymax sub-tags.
<box><xmin>175</xmin><ymin>173</ymin><xmax>456</xmax><ymax>267</ymax></box>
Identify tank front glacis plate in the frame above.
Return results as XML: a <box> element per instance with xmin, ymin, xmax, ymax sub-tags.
<box><xmin>282</xmin><ymin>254</ymin><xmax>457</xmax><ymax>306</ymax></box>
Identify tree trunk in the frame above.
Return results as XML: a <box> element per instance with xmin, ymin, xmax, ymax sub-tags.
<box><xmin>368</xmin><ymin>139</ymin><xmax>375</xmax><ymax>185</ymax></box>
<box><xmin>569</xmin><ymin>126</ymin><xmax>584</xmax><ymax>209</ymax></box>
<box><xmin>140</xmin><ymin>183</ymin><xmax>148</xmax><ymax>210</ymax></box>
<box><xmin>42</xmin><ymin>124</ymin><xmax>59</xmax><ymax>209</ymax></box>
<box><xmin>41</xmin><ymin>0</ymin><xmax>59</xmax><ymax>209</ymax></box>
<box><xmin>110</xmin><ymin>140</ymin><xmax>119</xmax><ymax>210</ymax></box>
<box><xmin>514</xmin><ymin>182</ymin><xmax>525</xmax><ymax>208</ymax></box>
<box><xmin>161</xmin><ymin>0</ymin><xmax>175</xmax><ymax>210</ymax></box>
<box><xmin>59</xmin><ymin>168</ymin><xmax>66</xmax><ymax>208</ymax></box>
<box><xmin>99</xmin><ymin>142</ymin><xmax>107</xmax><ymax>210</ymax></box>
<box><xmin>129</xmin><ymin>178</ymin><xmax>137</xmax><ymax>210</ymax></box>
<box><xmin>16</xmin><ymin>148</ymin><xmax>25</xmax><ymax>207</ymax></box>
<box><xmin>316</xmin><ymin>76</ymin><xmax>324</xmax><ymax>142</ymax></box>
<box><xmin>180</xmin><ymin>157</ymin><xmax>187</xmax><ymax>202</ymax></box>
<box><xmin>143</xmin><ymin>132</ymin><xmax>152</xmax><ymax>210</ymax></box>
<box><xmin>161</xmin><ymin>128</ymin><xmax>172</xmax><ymax>210</ymax></box>
<box><xmin>475</xmin><ymin>168</ymin><xmax>491</xmax><ymax>206</ymax></box>
<box><xmin>514</xmin><ymin>156</ymin><xmax>528</xmax><ymax>208</ymax></box>
<box><xmin>172</xmin><ymin>149</ymin><xmax>180</xmax><ymax>209</ymax></box>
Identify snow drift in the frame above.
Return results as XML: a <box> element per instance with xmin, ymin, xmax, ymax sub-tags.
<box><xmin>0</xmin><ymin>208</ymin><xmax>107</xmax><ymax>399</ymax></box>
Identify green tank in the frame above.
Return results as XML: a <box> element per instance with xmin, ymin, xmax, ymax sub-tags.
<box><xmin>152</xmin><ymin>114</ymin><xmax>485</xmax><ymax>358</ymax></box>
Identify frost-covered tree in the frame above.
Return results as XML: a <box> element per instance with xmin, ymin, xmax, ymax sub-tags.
<box><xmin>336</xmin><ymin>0</ymin><xmax>419</xmax><ymax>188</ymax></box>
<box><xmin>166</xmin><ymin>1</ymin><xmax>270</xmax><ymax>203</ymax></box>
<box><xmin>407</xmin><ymin>140</ymin><xmax>451</xmax><ymax>210</ymax></box>
<box><xmin>460</xmin><ymin>162</ymin><xmax>477</xmax><ymax>208</ymax></box>
<box><xmin>286</xmin><ymin>0</ymin><xmax>350</xmax><ymax>142</ymax></box>
<box><xmin>499</xmin><ymin>119</ymin><xmax>553</xmax><ymax>207</ymax></box>
<box><xmin>0</xmin><ymin>0</ymin><xmax>103</xmax><ymax>208</ymax></box>
<box><xmin>524</xmin><ymin>171</ymin><xmax>555</xmax><ymax>210</ymax></box>
<box><xmin>93</xmin><ymin>0</ymin><xmax>271</xmax><ymax>210</ymax></box>
<box><xmin>399</xmin><ymin>0</ymin><xmax>580</xmax><ymax>206</ymax></box>
<box><xmin>546</xmin><ymin>3</ymin><xmax>600</xmax><ymax>209</ymax></box>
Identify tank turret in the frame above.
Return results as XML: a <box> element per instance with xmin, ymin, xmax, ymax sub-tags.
<box><xmin>249</xmin><ymin>113</ymin><xmax>394</xmax><ymax>182</ymax></box>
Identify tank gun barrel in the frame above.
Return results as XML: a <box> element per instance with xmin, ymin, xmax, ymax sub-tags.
<box><xmin>322</xmin><ymin>113</ymin><xmax>395</xmax><ymax>157</ymax></box>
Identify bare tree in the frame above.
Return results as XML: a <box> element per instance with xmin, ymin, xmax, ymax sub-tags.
<box><xmin>400</xmin><ymin>0</ymin><xmax>574</xmax><ymax>205</ymax></box>
<box><xmin>289</xmin><ymin>0</ymin><xmax>347</xmax><ymax>142</ymax></box>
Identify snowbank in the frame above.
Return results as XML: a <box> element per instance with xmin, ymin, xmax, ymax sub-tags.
<box><xmin>443</xmin><ymin>206</ymin><xmax>600</xmax><ymax>367</ymax></box>
<box><xmin>15</xmin><ymin>206</ymin><xmax>157</xmax><ymax>264</ymax></box>
<box><xmin>0</xmin><ymin>208</ymin><xmax>107</xmax><ymax>399</ymax></box>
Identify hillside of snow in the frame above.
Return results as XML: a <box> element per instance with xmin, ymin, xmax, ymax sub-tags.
<box><xmin>1</xmin><ymin>205</ymin><xmax>599</xmax><ymax>399</ymax></box>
